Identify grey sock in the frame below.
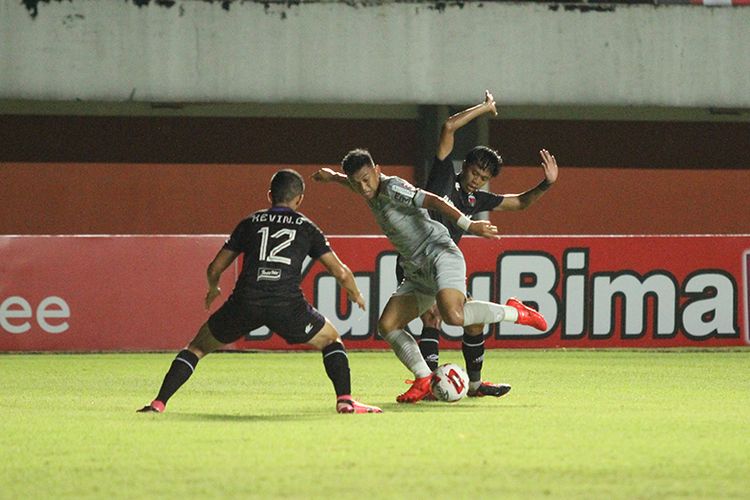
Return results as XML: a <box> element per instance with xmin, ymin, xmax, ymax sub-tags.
<box><xmin>463</xmin><ymin>301</ymin><xmax>517</xmax><ymax>326</ymax></box>
<box><xmin>382</xmin><ymin>329</ymin><xmax>432</xmax><ymax>378</ymax></box>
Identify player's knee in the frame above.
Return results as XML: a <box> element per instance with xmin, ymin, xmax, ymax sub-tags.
<box><xmin>421</xmin><ymin>310</ymin><xmax>441</xmax><ymax>328</ymax></box>
<box><xmin>464</xmin><ymin>324</ymin><xmax>483</xmax><ymax>336</ymax></box>
<box><xmin>441</xmin><ymin>308</ymin><xmax>464</xmax><ymax>327</ymax></box>
<box><xmin>187</xmin><ymin>323</ymin><xmax>221</xmax><ymax>358</ymax></box>
<box><xmin>320</xmin><ymin>327</ymin><xmax>340</xmax><ymax>345</ymax></box>
<box><xmin>378</xmin><ymin>317</ymin><xmax>399</xmax><ymax>335</ymax></box>
<box><xmin>309</xmin><ymin>321</ymin><xmax>341</xmax><ymax>350</ymax></box>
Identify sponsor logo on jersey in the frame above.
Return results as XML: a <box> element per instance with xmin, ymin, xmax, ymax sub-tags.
<box><xmin>257</xmin><ymin>268</ymin><xmax>282</xmax><ymax>281</ymax></box>
<box><xmin>467</xmin><ymin>193</ymin><xmax>476</xmax><ymax>207</ymax></box>
<box><xmin>390</xmin><ymin>183</ymin><xmax>416</xmax><ymax>204</ymax></box>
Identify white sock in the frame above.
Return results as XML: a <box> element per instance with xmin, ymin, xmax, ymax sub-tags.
<box><xmin>382</xmin><ymin>329</ymin><xmax>432</xmax><ymax>378</ymax></box>
<box><xmin>462</xmin><ymin>301</ymin><xmax>518</xmax><ymax>326</ymax></box>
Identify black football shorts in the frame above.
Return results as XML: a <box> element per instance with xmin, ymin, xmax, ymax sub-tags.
<box><xmin>207</xmin><ymin>295</ymin><xmax>326</xmax><ymax>345</ymax></box>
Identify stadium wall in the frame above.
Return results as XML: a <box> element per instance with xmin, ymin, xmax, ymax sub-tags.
<box><xmin>2</xmin><ymin>111</ymin><xmax>749</xmax><ymax>236</ymax></box>
<box><xmin>2</xmin><ymin>1</ymin><xmax>749</xmax><ymax>108</ymax></box>
<box><xmin>1</xmin><ymin>162</ymin><xmax>748</xmax><ymax>236</ymax></box>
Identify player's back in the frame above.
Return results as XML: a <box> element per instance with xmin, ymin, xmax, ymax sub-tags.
<box><xmin>225</xmin><ymin>206</ymin><xmax>330</xmax><ymax>306</ymax></box>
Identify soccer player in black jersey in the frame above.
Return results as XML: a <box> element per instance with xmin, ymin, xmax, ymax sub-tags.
<box><xmin>137</xmin><ymin>169</ymin><xmax>381</xmax><ymax>414</ymax></box>
<box><xmin>415</xmin><ymin>90</ymin><xmax>559</xmax><ymax>398</ymax></box>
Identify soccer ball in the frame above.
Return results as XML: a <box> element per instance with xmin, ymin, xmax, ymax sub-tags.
<box><xmin>430</xmin><ymin>363</ymin><xmax>469</xmax><ymax>402</ymax></box>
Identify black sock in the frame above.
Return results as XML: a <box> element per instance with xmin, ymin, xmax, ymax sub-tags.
<box><xmin>462</xmin><ymin>332</ymin><xmax>485</xmax><ymax>382</ymax></box>
<box><xmin>322</xmin><ymin>342</ymin><xmax>351</xmax><ymax>398</ymax></box>
<box><xmin>419</xmin><ymin>327</ymin><xmax>441</xmax><ymax>371</ymax></box>
<box><xmin>155</xmin><ymin>349</ymin><xmax>200</xmax><ymax>405</ymax></box>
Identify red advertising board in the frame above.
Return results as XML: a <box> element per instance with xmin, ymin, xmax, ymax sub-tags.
<box><xmin>0</xmin><ymin>236</ymin><xmax>235</xmax><ymax>351</ymax></box>
<box><xmin>1</xmin><ymin>235</ymin><xmax>748</xmax><ymax>351</ymax></box>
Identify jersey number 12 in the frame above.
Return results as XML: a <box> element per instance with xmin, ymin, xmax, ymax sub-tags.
<box><xmin>257</xmin><ymin>227</ymin><xmax>296</xmax><ymax>265</ymax></box>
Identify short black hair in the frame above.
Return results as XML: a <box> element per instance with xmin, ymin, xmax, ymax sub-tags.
<box><xmin>270</xmin><ymin>169</ymin><xmax>305</xmax><ymax>204</ymax></box>
<box><xmin>341</xmin><ymin>148</ymin><xmax>375</xmax><ymax>177</ymax></box>
<box><xmin>464</xmin><ymin>146</ymin><xmax>503</xmax><ymax>177</ymax></box>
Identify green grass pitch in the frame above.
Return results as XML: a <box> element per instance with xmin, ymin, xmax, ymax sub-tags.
<box><xmin>2</xmin><ymin>349</ymin><xmax>749</xmax><ymax>499</ymax></box>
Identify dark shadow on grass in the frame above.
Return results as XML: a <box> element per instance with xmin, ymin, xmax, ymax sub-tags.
<box><xmin>172</xmin><ymin>412</ymin><xmax>327</xmax><ymax>422</ymax></box>
<box><xmin>156</xmin><ymin>400</ymin><xmax>541</xmax><ymax>420</ymax></box>
<box><xmin>379</xmin><ymin>401</ymin><xmax>543</xmax><ymax>411</ymax></box>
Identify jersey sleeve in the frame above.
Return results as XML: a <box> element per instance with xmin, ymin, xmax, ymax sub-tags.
<box><xmin>306</xmin><ymin>220</ymin><xmax>332</xmax><ymax>260</ymax></box>
<box><xmin>223</xmin><ymin>218</ymin><xmax>251</xmax><ymax>253</ymax></box>
<box><xmin>474</xmin><ymin>191</ymin><xmax>505</xmax><ymax>212</ymax></box>
<box><xmin>424</xmin><ymin>155</ymin><xmax>457</xmax><ymax>197</ymax></box>
<box><xmin>384</xmin><ymin>177</ymin><xmax>422</xmax><ymax>208</ymax></box>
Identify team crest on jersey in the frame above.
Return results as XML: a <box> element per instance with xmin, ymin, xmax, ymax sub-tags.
<box><xmin>455</xmin><ymin>182</ymin><xmax>476</xmax><ymax>207</ymax></box>
<box><xmin>257</xmin><ymin>268</ymin><xmax>282</xmax><ymax>281</ymax></box>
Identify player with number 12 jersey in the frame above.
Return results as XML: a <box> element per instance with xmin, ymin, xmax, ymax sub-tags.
<box><xmin>225</xmin><ymin>206</ymin><xmax>329</xmax><ymax>307</ymax></box>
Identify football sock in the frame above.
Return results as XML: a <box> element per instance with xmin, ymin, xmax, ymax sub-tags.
<box><xmin>462</xmin><ymin>301</ymin><xmax>518</xmax><ymax>326</ymax></box>
<box><xmin>382</xmin><ymin>329</ymin><xmax>432</xmax><ymax>378</ymax></box>
<box><xmin>462</xmin><ymin>332</ymin><xmax>485</xmax><ymax>382</ymax></box>
<box><xmin>322</xmin><ymin>342</ymin><xmax>351</xmax><ymax>397</ymax></box>
<box><xmin>155</xmin><ymin>349</ymin><xmax>200</xmax><ymax>405</ymax></box>
<box><xmin>418</xmin><ymin>327</ymin><xmax>441</xmax><ymax>371</ymax></box>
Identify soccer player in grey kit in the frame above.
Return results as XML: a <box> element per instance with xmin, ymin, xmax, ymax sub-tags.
<box><xmin>415</xmin><ymin>90</ymin><xmax>559</xmax><ymax>398</ymax></box>
<box><xmin>313</xmin><ymin>150</ymin><xmax>547</xmax><ymax>403</ymax></box>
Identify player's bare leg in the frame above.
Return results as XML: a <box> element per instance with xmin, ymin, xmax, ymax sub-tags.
<box><xmin>435</xmin><ymin>288</ymin><xmax>469</xmax><ymax>326</ymax></box>
<box><xmin>308</xmin><ymin>321</ymin><xmax>381</xmax><ymax>414</ymax></box>
<box><xmin>137</xmin><ymin>322</ymin><xmax>224</xmax><ymax>413</ymax></box>
<box><xmin>379</xmin><ymin>295</ymin><xmax>433</xmax><ymax>403</ymax></box>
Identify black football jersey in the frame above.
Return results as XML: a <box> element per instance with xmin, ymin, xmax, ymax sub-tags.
<box><xmin>223</xmin><ymin>207</ymin><xmax>331</xmax><ymax>306</ymax></box>
<box><xmin>424</xmin><ymin>155</ymin><xmax>504</xmax><ymax>244</ymax></box>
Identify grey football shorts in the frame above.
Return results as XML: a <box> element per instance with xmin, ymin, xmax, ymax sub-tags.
<box><xmin>394</xmin><ymin>245</ymin><xmax>467</xmax><ymax>315</ymax></box>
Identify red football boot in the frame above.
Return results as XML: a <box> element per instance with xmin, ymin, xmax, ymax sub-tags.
<box><xmin>136</xmin><ymin>400</ymin><xmax>165</xmax><ymax>413</ymax></box>
<box><xmin>506</xmin><ymin>297</ymin><xmax>548</xmax><ymax>331</ymax></box>
<box><xmin>396</xmin><ymin>376</ymin><xmax>432</xmax><ymax>403</ymax></box>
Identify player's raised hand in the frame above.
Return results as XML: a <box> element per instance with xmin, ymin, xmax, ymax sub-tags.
<box><xmin>205</xmin><ymin>286</ymin><xmax>221</xmax><ymax>310</ymax></box>
<box><xmin>312</xmin><ymin>168</ymin><xmax>337</xmax><ymax>182</ymax></box>
<box><xmin>470</xmin><ymin>220</ymin><xmax>500</xmax><ymax>239</ymax></box>
<box><xmin>540</xmin><ymin>149</ymin><xmax>558</xmax><ymax>184</ymax></box>
<box><xmin>484</xmin><ymin>90</ymin><xmax>498</xmax><ymax>116</ymax></box>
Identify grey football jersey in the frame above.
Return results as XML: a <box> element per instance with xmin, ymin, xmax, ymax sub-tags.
<box><xmin>367</xmin><ymin>174</ymin><xmax>458</xmax><ymax>273</ymax></box>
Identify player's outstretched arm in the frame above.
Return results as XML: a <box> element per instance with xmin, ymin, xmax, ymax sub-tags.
<box><xmin>421</xmin><ymin>190</ymin><xmax>500</xmax><ymax>239</ymax></box>
<box><xmin>437</xmin><ymin>89</ymin><xmax>498</xmax><ymax>161</ymax></box>
<box><xmin>204</xmin><ymin>248</ymin><xmax>239</xmax><ymax>310</ymax></box>
<box><xmin>494</xmin><ymin>149</ymin><xmax>559</xmax><ymax>212</ymax></box>
<box><xmin>312</xmin><ymin>168</ymin><xmax>354</xmax><ymax>191</ymax></box>
<box><xmin>318</xmin><ymin>251</ymin><xmax>366</xmax><ymax>310</ymax></box>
